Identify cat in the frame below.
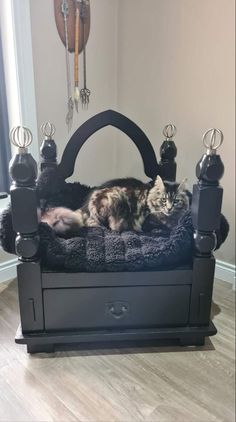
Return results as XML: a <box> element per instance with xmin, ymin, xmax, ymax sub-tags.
<box><xmin>41</xmin><ymin>176</ymin><xmax>189</xmax><ymax>236</ymax></box>
<box><xmin>146</xmin><ymin>176</ymin><xmax>189</xmax><ymax>229</ymax></box>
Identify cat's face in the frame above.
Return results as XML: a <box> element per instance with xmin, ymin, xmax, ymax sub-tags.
<box><xmin>147</xmin><ymin>176</ymin><xmax>189</xmax><ymax>217</ymax></box>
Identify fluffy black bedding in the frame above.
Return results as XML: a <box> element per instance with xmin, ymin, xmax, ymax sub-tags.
<box><xmin>0</xmin><ymin>167</ymin><xmax>229</xmax><ymax>272</ymax></box>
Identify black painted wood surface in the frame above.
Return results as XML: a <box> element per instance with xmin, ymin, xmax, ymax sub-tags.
<box><xmin>189</xmin><ymin>257</ymin><xmax>216</xmax><ymax>325</ymax></box>
<box><xmin>43</xmin><ymin>285</ymin><xmax>191</xmax><ymax>331</ymax></box>
<box><xmin>159</xmin><ymin>139</ymin><xmax>177</xmax><ymax>181</ymax></box>
<box><xmin>58</xmin><ymin>110</ymin><xmax>160</xmax><ymax>180</ymax></box>
<box><xmin>40</xmin><ymin>138</ymin><xmax>57</xmax><ymax>171</ymax></box>
<box><xmin>15</xmin><ymin>322</ymin><xmax>217</xmax><ymax>354</ymax></box>
<box><xmin>191</xmin><ymin>139</ymin><xmax>225</xmax><ymax>327</ymax></box>
<box><xmin>17</xmin><ymin>262</ymin><xmax>44</xmax><ymax>333</ymax></box>
<box><xmin>9</xmin><ymin>146</ymin><xmax>44</xmax><ymax>335</ymax></box>
<box><xmin>42</xmin><ymin>269</ymin><xmax>193</xmax><ymax>288</ymax></box>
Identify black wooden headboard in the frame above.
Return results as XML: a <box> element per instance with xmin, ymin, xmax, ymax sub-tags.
<box><xmin>58</xmin><ymin>110</ymin><xmax>160</xmax><ymax>180</ymax></box>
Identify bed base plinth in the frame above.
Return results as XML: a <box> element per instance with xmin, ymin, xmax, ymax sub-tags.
<box><xmin>15</xmin><ymin>322</ymin><xmax>217</xmax><ymax>354</ymax></box>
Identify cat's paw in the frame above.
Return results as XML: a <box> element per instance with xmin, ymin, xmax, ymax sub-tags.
<box><xmin>41</xmin><ymin>207</ymin><xmax>79</xmax><ymax>235</ymax></box>
<box><xmin>86</xmin><ymin>217</ymin><xmax>100</xmax><ymax>227</ymax></box>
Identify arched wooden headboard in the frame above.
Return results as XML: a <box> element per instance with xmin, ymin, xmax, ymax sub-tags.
<box><xmin>58</xmin><ymin>110</ymin><xmax>160</xmax><ymax>179</ymax></box>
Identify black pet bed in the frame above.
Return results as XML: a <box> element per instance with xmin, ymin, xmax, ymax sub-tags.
<box><xmin>2</xmin><ymin>110</ymin><xmax>230</xmax><ymax>352</ymax></box>
<box><xmin>0</xmin><ymin>167</ymin><xmax>229</xmax><ymax>273</ymax></box>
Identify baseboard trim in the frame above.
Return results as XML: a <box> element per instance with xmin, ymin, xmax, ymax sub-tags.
<box><xmin>0</xmin><ymin>258</ymin><xmax>18</xmax><ymax>283</ymax></box>
<box><xmin>215</xmin><ymin>260</ymin><xmax>236</xmax><ymax>290</ymax></box>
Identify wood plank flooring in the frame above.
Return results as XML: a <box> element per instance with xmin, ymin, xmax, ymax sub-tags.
<box><xmin>0</xmin><ymin>279</ymin><xmax>235</xmax><ymax>422</ymax></box>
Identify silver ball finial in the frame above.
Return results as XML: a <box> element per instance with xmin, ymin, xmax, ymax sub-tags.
<box><xmin>203</xmin><ymin>128</ymin><xmax>224</xmax><ymax>155</ymax></box>
<box><xmin>163</xmin><ymin>124</ymin><xmax>177</xmax><ymax>140</ymax></box>
<box><xmin>9</xmin><ymin>126</ymin><xmax>33</xmax><ymax>153</ymax></box>
<box><xmin>41</xmin><ymin>122</ymin><xmax>56</xmax><ymax>140</ymax></box>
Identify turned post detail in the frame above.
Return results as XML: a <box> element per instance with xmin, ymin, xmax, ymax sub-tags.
<box><xmin>9</xmin><ymin>127</ymin><xmax>44</xmax><ymax>333</ymax></box>
<box><xmin>159</xmin><ymin>124</ymin><xmax>177</xmax><ymax>181</ymax></box>
<box><xmin>40</xmin><ymin>122</ymin><xmax>57</xmax><ymax>170</ymax></box>
<box><xmin>9</xmin><ymin>127</ymin><xmax>39</xmax><ymax>260</ymax></box>
<box><xmin>190</xmin><ymin>128</ymin><xmax>224</xmax><ymax>326</ymax></box>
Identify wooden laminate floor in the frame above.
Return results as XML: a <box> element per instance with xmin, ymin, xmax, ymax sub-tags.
<box><xmin>0</xmin><ymin>279</ymin><xmax>235</xmax><ymax>422</ymax></box>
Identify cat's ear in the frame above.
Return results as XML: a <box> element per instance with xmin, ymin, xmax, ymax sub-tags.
<box><xmin>154</xmin><ymin>175</ymin><xmax>165</xmax><ymax>191</ymax></box>
<box><xmin>177</xmin><ymin>178</ymin><xmax>188</xmax><ymax>192</ymax></box>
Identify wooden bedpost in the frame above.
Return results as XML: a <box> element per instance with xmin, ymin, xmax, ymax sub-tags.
<box><xmin>9</xmin><ymin>127</ymin><xmax>44</xmax><ymax>334</ymax></box>
<box><xmin>189</xmin><ymin>128</ymin><xmax>224</xmax><ymax>331</ymax></box>
<box><xmin>159</xmin><ymin>124</ymin><xmax>177</xmax><ymax>181</ymax></box>
<box><xmin>40</xmin><ymin>122</ymin><xmax>57</xmax><ymax>170</ymax></box>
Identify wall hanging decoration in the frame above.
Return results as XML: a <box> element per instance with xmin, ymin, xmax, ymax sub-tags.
<box><xmin>74</xmin><ymin>0</ymin><xmax>80</xmax><ymax>112</ymax></box>
<box><xmin>54</xmin><ymin>0</ymin><xmax>91</xmax><ymax>130</ymax></box>
<box><xmin>79</xmin><ymin>1</ymin><xmax>91</xmax><ymax>109</ymax></box>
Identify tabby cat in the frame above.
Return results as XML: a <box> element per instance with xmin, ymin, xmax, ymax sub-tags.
<box><xmin>41</xmin><ymin>176</ymin><xmax>189</xmax><ymax>235</ymax></box>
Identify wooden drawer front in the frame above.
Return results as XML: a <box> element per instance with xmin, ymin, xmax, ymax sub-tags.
<box><xmin>44</xmin><ymin>286</ymin><xmax>191</xmax><ymax>331</ymax></box>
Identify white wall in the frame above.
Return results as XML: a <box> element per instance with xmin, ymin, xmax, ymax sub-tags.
<box><xmin>30</xmin><ymin>0</ymin><xmax>119</xmax><ymax>186</ymax></box>
<box><xmin>0</xmin><ymin>0</ymin><xmax>119</xmax><ymax>267</ymax></box>
<box><xmin>116</xmin><ymin>0</ymin><xmax>235</xmax><ymax>265</ymax></box>
<box><xmin>0</xmin><ymin>0</ymin><xmax>21</xmax><ymax>128</ymax></box>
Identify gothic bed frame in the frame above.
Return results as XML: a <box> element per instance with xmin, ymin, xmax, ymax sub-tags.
<box><xmin>9</xmin><ymin>110</ymin><xmax>224</xmax><ymax>353</ymax></box>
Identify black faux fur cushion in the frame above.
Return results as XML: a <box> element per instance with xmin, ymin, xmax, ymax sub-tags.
<box><xmin>37</xmin><ymin>167</ymin><xmax>91</xmax><ymax>210</ymax></box>
<box><xmin>39</xmin><ymin>211</ymin><xmax>194</xmax><ymax>271</ymax></box>
<box><xmin>0</xmin><ymin>167</ymin><xmax>229</xmax><ymax>272</ymax></box>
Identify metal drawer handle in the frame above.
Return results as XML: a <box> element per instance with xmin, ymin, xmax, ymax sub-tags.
<box><xmin>106</xmin><ymin>301</ymin><xmax>129</xmax><ymax>319</ymax></box>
